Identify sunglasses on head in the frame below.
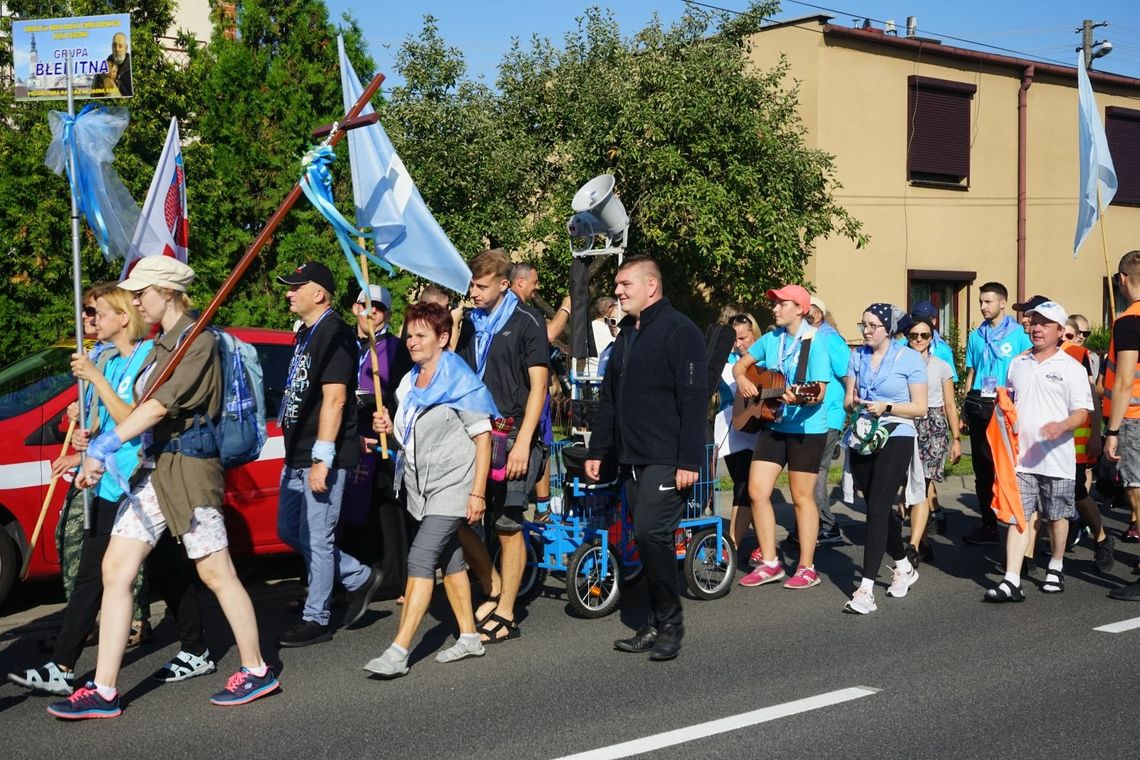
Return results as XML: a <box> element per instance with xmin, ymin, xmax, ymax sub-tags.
<box><xmin>728</xmin><ymin>314</ymin><xmax>752</xmax><ymax>326</ymax></box>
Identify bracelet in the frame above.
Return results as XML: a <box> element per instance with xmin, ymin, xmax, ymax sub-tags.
<box><xmin>469</xmin><ymin>493</ymin><xmax>486</xmax><ymax>500</ymax></box>
<box><xmin>1105</xmin><ymin>429</ymin><xmax>1119</xmax><ymax>437</ymax></box>
<box><xmin>559</xmin><ymin>306</ymin><xmax>570</xmax><ymax>316</ymax></box>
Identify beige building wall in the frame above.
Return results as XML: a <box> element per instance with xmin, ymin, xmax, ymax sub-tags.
<box><xmin>746</xmin><ymin>17</ymin><xmax>1140</xmax><ymax>342</ymax></box>
<box><xmin>171</xmin><ymin>0</ymin><xmax>213</xmax><ymax>43</ymax></box>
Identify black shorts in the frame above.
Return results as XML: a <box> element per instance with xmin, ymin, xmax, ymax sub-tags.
<box><xmin>1075</xmin><ymin>462</ymin><xmax>1089</xmax><ymax>501</ymax></box>
<box><xmin>724</xmin><ymin>450</ymin><xmax>752</xmax><ymax>506</ymax></box>
<box><xmin>751</xmin><ymin>429</ymin><xmax>828</xmax><ymax>473</ymax></box>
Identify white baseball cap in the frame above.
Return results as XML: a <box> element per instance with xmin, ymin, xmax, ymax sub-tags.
<box><xmin>810</xmin><ymin>296</ymin><xmax>827</xmax><ymax>314</ymax></box>
<box><xmin>356</xmin><ymin>284</ymin><xmax>392</xmax><ymax>310</ymax></box>
<box><xmin>1026</xmin><ymin>300</ymin><xmax>1068</xmax><ymax>327</ymax></box>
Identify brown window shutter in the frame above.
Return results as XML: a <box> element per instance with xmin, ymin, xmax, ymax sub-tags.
<box><xmin>907</xmin><ymin>76</ymin><xmax>977</xmax><ymax>184</ymax></box>
<box><xmin>1106</xmin><ymin>106</ymin><xmax>1140</xmax><ymax>206</ymax></box>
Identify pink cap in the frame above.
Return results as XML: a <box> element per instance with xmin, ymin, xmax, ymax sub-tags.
<box><xmin>765</xmin><ymin>285</ymin><xmax>811</xmax><ymax>316</ymax></box>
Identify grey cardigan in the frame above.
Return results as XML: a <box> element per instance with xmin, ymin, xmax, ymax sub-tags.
<box><xmin>395</xmin><ymin>375</ymin><xmax>492</xmax><ymax>521</ymax></box>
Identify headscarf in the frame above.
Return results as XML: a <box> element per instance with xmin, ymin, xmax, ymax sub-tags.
<box><xmin>866</xmin><ymin>303</ymin><xmax>906</xmax><ymax>335</ymax></box>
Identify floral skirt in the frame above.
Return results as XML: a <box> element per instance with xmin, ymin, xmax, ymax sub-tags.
<box><xmin>914</xmin><ymin>408</ymin><xmax>950</xmax><ymax>482</ymax></box>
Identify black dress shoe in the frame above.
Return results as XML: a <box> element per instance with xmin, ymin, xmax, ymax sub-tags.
<box><xmin>649</xmin><ymin>624</ymin><xmax>684</xmax><ymax>661</ymax></box>
<box><xmin>613</xmin><ymin>625</ymin><xmax>658</xmax><ymax>653</ymax></box>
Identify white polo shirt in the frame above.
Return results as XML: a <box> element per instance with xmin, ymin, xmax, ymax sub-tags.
<box><xmin>1006</xmin><ymin>349</ymin><xmax>1093</xmax><ymax>479</ymax></box>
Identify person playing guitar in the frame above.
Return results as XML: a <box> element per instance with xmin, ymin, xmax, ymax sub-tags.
<box><xmin>731</xmin><ymin>285</ymin><xmax>831</xmax><ymax>590</ymax></box>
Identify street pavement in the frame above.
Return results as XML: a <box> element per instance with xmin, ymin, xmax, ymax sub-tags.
<box><xmin>1</xmin><ymin>477</ymin><xmax>1137</xmax><ymax>759</ymax></box>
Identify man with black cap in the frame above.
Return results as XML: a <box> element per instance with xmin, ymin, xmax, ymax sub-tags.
<box><xmin>276</xmin><ymin>262</ymin><xmax>383</xmax><ymax>647</ymax></box>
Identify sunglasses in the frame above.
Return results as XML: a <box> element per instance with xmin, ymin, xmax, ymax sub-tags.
<box><xmin>907</xmin><ymin>331</ymin><xmax>932</xmax><ymax>341</ymax></box>
<box><xmin>83</xmin><ymin>306</ymin><xmax>97</xmax><ymax>318</ymax></box>
<box><xmin>728</xmin><ymin>314</ymin><xmax>752</xmax><ymax>326</ymax></box>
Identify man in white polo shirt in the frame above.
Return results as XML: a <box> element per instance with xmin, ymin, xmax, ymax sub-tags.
<box><xmin>984</xmin><ymin>301</ymin><xmax>1093</xmax><ymax>602</ymax></box>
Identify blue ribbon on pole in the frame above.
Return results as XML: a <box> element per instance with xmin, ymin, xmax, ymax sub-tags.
<box><xmin>62</xmin><ymin>104</ymin><xmax>109</xmax><ymax>255</ymax></box>
<box><xmin>299</xmin><ymin>144</ymin><xmax>393</xmax><ymax>290</ymax></box>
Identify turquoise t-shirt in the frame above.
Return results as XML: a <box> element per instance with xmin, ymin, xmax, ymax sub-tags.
<box><xmin>965</xmin><ymin>316</ymin><xmax>1031</xmax><ymax>391</ymax></box>
<box><xmin>849</xmin><ymin>342</ymin><xmax>927</xmax><ymax>438</ymax></box>
<box><xmin>746</xmin><ymin>323</ymin><xmax>832</xmax><ymax>434</ymax></box>
<box><xmin>818</xmin><ymin>323</ymin><xmax>850</xmax><ymax>431</ymax></box>
<box><xmin>95</xmin><ymin>340</ymin><xmax>153</xmax><ymax>502</ymax></box>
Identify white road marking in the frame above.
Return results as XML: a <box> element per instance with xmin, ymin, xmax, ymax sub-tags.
<box><xmin>1094</xmin><ymin>616</ymin><xmax>1140</xmax><ymax>634</ymax></box>
<box><xmin>552</xmin><ymin>686</ymin><xmax>880</xmax><ymax>760</ymax></box>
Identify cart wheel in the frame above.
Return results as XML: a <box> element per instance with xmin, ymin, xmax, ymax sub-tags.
<box><xmin>566</xmin><ymin>539</ymin><xmax>622</xmax><ymax>618</ymax></box>
<box><xmin>492</xmin><ymin>534</ymin><xmax>547</xmax><ymax>603</ymax></box>
<box><xmin>683</xmin><ymin>528</ymin><xmax>736</xmax><ymax>600</ymax></box>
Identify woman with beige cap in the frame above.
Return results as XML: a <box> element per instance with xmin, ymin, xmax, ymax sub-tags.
<box><xmin>49</xmin><ymin>256</ymin><xmax>279</xmax><ymax>719</ymax></box>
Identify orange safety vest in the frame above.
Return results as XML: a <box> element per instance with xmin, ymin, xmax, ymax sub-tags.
<box><xmin>1062</xmin><ymin>342</ymin><xmax>1094</xmax><ymax>464</ymax></box>
<box><xmin>1104</xmin><ymin>300</ymin><xmax>1140</xmax><ymax>420</ymax></box>
<box><xmin>986</xmin><ymin>388</ymin><xmax>1025</xmax><ymax>532</ymax></box>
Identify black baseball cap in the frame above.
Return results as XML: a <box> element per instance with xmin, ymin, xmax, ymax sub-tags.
<box><xmin>277</xmin><ymin>261</ymin><xmax>335</xmax><ymax>295</ymax></box>
<box><xmin>1012</xmin><ymin>294</ymin><xmax>1051</xmax><ymax>312</ymax></box>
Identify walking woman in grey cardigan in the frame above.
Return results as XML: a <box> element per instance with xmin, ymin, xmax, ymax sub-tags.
<box><xmin>364</xmin><ymin>302</ymin><xmax>498</xmax><ymax>678</ymax></box>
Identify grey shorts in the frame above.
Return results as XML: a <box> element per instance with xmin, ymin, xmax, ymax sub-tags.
<box><xmin>489</xmin><ymin>438</ymin><xmax>547</xmax><ymax>533</ymax></box>
<box><xmin>1016</xmin><ymin>472</ymin><xmax>1076</xmax><ymax>523</ymax></box>
<box><xmin>406</xmin><ymin>514</ymin><xmax>466</xmax><ymax>579</ymax></box>
<box><xmin>1119</xmin><ymin>419</ymin><xmax>1140</xmax><ymax>488</ymax></box>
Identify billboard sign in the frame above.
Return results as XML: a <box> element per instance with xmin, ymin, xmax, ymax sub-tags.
<box><xmin>11</xmin><ymin>14</ymin><xmax>134</xmax><ymax>101</ymax></box>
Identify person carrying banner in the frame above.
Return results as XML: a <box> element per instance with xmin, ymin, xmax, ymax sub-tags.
<box><xmin>1106</xmin><ymin>251</ymin><xmax>1140</xmax><ymax>601</ymax></box>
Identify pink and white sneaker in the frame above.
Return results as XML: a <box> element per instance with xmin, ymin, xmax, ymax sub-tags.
<box><xmin>739</xmin><ymin>562</ymin><xmax>786</xmax><ymax>587</ymax></box>
<box><xmin>782</xmin><ymin>565</ymin><xmax>820</xmax><ymax>589</ymax></box>
<box><xmin>747</xmin><ymin>548</ymin><xmax>764</xmax><ymax>568</ymax></box>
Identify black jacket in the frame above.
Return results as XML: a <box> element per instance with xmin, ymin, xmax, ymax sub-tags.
<box><xmin>588</xmin><ymin>297</ymin><xmax>707</xmax><ymax>471</ymax></box>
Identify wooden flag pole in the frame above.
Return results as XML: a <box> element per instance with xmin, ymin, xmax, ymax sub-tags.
<box><xmin>358</xmin><ymin>244</ymin><xmax>390</xmax><ymax>459</ymax></box>
<box><xmin>1097</xmin><ymin>185</ymin><xmax>1117</xmax><ymax>318</ymax></box>
<box><xmin>21</xmin><ymin>420</ymin><xmax>77</xmax><ymax>580</ymax></box>
<box><xmin>136</xmin><ymin>73</ymin><xmax>386</xmax><ymax>404</ymax></box>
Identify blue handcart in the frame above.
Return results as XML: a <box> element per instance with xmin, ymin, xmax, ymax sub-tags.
<box><xmin>517</xmin><ymin>443</ymin><xmax>736</xmax><ymax>618</ymax></box>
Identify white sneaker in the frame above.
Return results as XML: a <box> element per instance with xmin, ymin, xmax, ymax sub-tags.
<box><xmin>364</xmin><ymin>645</ymin><xmax>409</xmax><ymax>678</ymax></box>
<box><xmin>434</xmin><ymin>636</ymin><xmax>486</xmax><ymax>663</ymax></box>
<box><xmin>886</xmin><ymin>565</ymin><xmax>920</xmax><ymax>598</ymax></box>
<box><xmin>7</xmin><ymin>662</ymin><xmax>75</xmax><ymax>695</ymax></box>
<box><xmin>844</xmin><ymin>586</ymin><xmax>877</xmax><ymax>614</ymax></box>
<box><xmin>151</xmin><ymin>649</ymin><xmax>217</xmax><ymax>683</ymax></box>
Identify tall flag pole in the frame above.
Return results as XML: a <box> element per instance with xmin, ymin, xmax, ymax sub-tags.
<box><xmin>123</xmin><ymin>117</ymin><xmax>189</xmax><ymax>277</ymax></box>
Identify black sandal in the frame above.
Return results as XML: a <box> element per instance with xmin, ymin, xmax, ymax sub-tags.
<box><xmin>1042</xmin><ymin>569</ymin><xmax>1065</xmax><ymax>594</ymax></box>
<box><xmin>983</xmin><ymin>580</ymin><xmax>1025</xmax><ymax>603</ymax></box>
<box><xmin>478</xmin><ymin>613</ymin><xmax>520</xmax><ymax>644</ymax></box>
<box><xmin>475</xmin><ymin>594</ymin><xmax>501</xmax><ymax>627</ymax></box>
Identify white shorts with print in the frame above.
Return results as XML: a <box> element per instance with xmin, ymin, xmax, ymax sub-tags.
<box><xmin>112</xmin><ymin>474</ymin><xmax>229</xmax><ymax>559</ymax></box>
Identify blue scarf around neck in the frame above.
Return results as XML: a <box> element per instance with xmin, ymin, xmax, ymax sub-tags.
<box><xmin>469</xmin><ymin>289</ymin><xmax>518</xmax><ymax>378</ymax></box>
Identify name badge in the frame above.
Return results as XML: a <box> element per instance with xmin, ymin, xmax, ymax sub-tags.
<box><xmin>981</xmin><ymin>376</ymin><xmax>998</xmax><ymax>398</ymax></box>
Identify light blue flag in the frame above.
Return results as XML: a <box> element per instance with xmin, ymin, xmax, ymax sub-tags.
<box><xmin>337</xmin><ymin>36</ymin><xmax>473</xmax><ymax>294</ymax></box>
<box><xmin>1074</xmin><ymin>51</ymin><xmax>1118</xmax><ymax>257</ymax></box>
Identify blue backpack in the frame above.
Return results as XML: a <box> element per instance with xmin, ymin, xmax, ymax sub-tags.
<box><xmin>162</xmin><ymin>326</ymin><xmax>268</xmax><ymax>468</ymax></box>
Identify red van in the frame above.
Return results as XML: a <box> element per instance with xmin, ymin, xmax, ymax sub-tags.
<box><xmin>0</xmin><ymin>327</ymin><xmax>296</xmax><ymax>607</ymax></box>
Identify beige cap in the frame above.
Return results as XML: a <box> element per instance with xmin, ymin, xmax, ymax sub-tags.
<box><xmin>810</xmin><ymin>296</ymin><xmax>827</xmax><ymax>314</ymax></box>
<box><xmin>120</xmin><ymin>256</ymin><xmax>195</xmax><ymax>292</ymax></box>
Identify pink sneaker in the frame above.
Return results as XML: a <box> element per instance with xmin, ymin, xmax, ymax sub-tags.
<box><xmin>782</xmin><ymin>565</ymin><xmax>820</xmax><ymax>589</ymax></box>
<box><xmin>748</xmin><ymin>548</ymin><xmax>764</xmax><ymax>568</ymax></box>
<box><xmin>739</xmin><ymin>562</ymin><xmax>786</xmax><ymax>587</ymax></box>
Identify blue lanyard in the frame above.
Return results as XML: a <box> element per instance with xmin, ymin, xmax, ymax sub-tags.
<box><xmin>775</xmin><ymin>326</ymin><xmax>804</xmax><ymax>378</ymax></box>
<box><xmin>857</xmin><ymin>342</ymin><xmax>899</xmax><ymax>399</ymax></box>
<box><xmin>979</xmin><ymin>317</ymin><xmax>1016</xmax><ymax>363</ymax></box>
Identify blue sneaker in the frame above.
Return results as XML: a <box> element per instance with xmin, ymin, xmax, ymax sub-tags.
<box><xmin>209</xmin><ymin>667</ymin><xmax>280</xmax><ymax>706</ymax></box>
<box><xmin>46</xmin><ymin>682</ymin><xmax>121</xmax><ymax>720</ymax></box>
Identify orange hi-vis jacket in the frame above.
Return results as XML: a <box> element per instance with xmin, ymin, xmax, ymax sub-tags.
<box><xmin>986</xmin><ymin>388</ymin><xmax>1025</xmax><ymax>532</ymax></box>
<box><xmin>1062</xmin><ymin>342</ymin><xmax>1094</xmax><ymax>464</ymax></box>
<box><xmin>1104</xmin><ymin>300</ymin><xmax>1140</xmax><ymax>421</ymax></box>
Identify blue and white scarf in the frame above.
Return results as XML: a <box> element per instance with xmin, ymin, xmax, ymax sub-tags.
<box><xmin>468</xmin><ymin>289</ymin><xmax>518</xmax><ymax>378</ymax></box>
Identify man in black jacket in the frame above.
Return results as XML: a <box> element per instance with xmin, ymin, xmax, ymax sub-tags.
<box><xmin>586</xmin><ymin>256</ymin><xmax>707</xmax><ymax>660</ymax></box>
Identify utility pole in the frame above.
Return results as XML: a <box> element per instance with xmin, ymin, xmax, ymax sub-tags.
<box><xmin>1077</xmin><ymin>19</ymin><xmax>1111</xmax><ymax>69</ymax></box>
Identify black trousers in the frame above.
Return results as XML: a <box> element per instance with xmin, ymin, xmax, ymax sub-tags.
<box><xmin>850</xmin><ymin>437</ymin><xmax>912</xmax><ymax>581</ymax></box>
<box><xmin>626</xmin><ymin>465</ymin><xmax>685</xmax><ymax>629</ymax></box>
<box><xmin>53</xmin><ymin>497</ymin><xmax>206</xmax><ymax>669</ymax></box>
<box><xmin>963</xmin><ymin>393</ymin><xmax>998</xmax><ymax>527</ymax></box>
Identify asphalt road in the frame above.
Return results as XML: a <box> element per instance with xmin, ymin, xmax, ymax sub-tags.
<box><xmin>1</xmin><ymin>479</ymin><xmax>1137</xmax><ymax>760</ymax></box>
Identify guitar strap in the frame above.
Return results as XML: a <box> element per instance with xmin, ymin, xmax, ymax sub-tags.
<box><xmin>793</xmin><ymin>338</ymin><xmax>812</xmax><ymax>386</ymax></box>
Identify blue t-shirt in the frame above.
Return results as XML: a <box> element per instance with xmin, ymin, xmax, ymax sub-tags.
<box><xmin>965</xmin><ymin>316</ymin><xmax>1031</xmax><ymax>392</ymax></box>
<box><xmin>848</xmin><ymin>342</ymin><xmax>927</xmax><ymax>438</ymax></box>
<box><xmin>746</xmin><ymin>324</ymin><xmax>832</xmax><ymax>434</ymax></box>
<box><xmin>818</xmin><ymin>323</ymin><xmax>851</xmax><ymax>431</ymax></box>
<box><xmin>95</xmin><ymin>340</ymin><xmax>153</xmax><ymax>502</ymax></box>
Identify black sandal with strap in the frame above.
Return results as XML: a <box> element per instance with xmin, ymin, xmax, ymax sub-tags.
<box><xmin>475</xmin><ymin>594</ymin><xmax>501</xmax><ymax>627</ymax></box>
<box><xmin>478</xmin><ymin>613</ymin><xmax>520</xmax><ymax>644</ymax></box>
<box><xmin>1042</xmin><ymin>569</ymin><xmax>1065</xmax><ymax>594</ymax></box>
<box><xmin>983</xmin><ymin>580</ymin><xmax>1025</xmax><ymax>603</ymax></box>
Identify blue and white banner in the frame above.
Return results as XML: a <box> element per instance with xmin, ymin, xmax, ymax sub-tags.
<box><xmin>12</xmin><ymin>14</ymin><xmax>134</xmax><ymax>101</ymax></box>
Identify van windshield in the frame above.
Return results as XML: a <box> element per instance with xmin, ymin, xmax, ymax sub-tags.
<box><xmin>0</xmin><ymin>346</ymin><xmax>75</xmax><ymax>421</ymax></box>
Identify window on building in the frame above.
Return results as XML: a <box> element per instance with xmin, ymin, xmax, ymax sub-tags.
<box><xmin>908</xmin><ymin>270</ymin><xmax>976</xmax><ymax>343</ymax></box>
<box><xmin>907</xmin><ymin>76</ymin><xmax>977</xmax><ymax>189</ymax></box>
<box><xmin>1106</xmin><ymin>106</ymin><xmax>1140</xmax><ymax>206</ymax></box>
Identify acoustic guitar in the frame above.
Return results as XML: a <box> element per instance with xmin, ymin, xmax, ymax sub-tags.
<box><xmin>731</xmin><ymin>365</ymin><xmax>824</xmax><ymax>433</ymax></box>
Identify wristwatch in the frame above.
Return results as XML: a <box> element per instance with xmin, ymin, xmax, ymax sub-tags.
<box><xmin>884</xmin><ymin>404</ymin><xmax>893</xmax><ymax>415</ymax></box>
<box><xmin>311</xmin><ymin>457</ymin><xmax>325</xmax><ymax>465</ymax></box>
<box><xmin>1106</xmin><ymin>429</ymin><xmax>1119</xmax><ymax>437</ymax></box>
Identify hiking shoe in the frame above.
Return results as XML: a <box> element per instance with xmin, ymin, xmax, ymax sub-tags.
<box><xmin>363</xmin><ymin>646</ymin><xmax>409</xmax><ymax>678</ymax></box>
<box><xmin>962</xmin><ymin>525</ymin><xmax>1000</xmax><ymax>545</ymax></box>
<box><xmin>782</xmin><ymin>565</ymin><xmax>820</xmax><ymax>589</ymax></box>
<box><xmin>886</xmin><ymin>565</ymin><xmax>919</xmax><ymax>598</ymax></box>
<box><xmin>1094</xmin><ymin>534</ymin><xmax>1115</xmax><ymax>573</ymax></box>
<box><xmin>46</xmin><ymin>682</ymin><xmax>120</xmax><ymax>720</ymax></box>
<box><xmin>817</xmin><ymin>524</ymin><xmax>843</xmax><ymax>545</ymax></box>
<box><xmin>209</xmin><ymin>668</ymin><xmax>280</xmax><ymax>706</ymax></box>
<box><xmin>279</xmin><ymin>620</ymin><xmax>333</xmax><ymax>648</ymax></box>
<box><xmin>747</xmin><ymin>547</ymin><xmax>764</xmax><ymax>568</ymax></box>
<box><xmin>152</xmin><ymin>649</ymin><xmax>217</xmax><ymax>683</ymax></box>
<box><xmin>844</xmin><ymin>586</ymin><xmax>877</xmax><ymax>614</ymax></box>
<box><xmin>344</xmin><ymin>566</ymin><xmax>385</xmax><ymax>628</ymax></box>
<box><xmin>1108</xmin><ymin>579</ymin><xmax>1140</xmax><ymax>601</ymax></box>
<box><xmin>434</xmin><ymin>636</ymin><xmax>486</xmax><ymax>663</ymax></box>
<box><xmin>739</xmin><ymin>563</ymin><xmax>786</xmax><ymax>587</ymax></box>
<box><xmin>8</xmin><ymin>662</ymin><xmax>75</xmax><ymax>695</ymax></box>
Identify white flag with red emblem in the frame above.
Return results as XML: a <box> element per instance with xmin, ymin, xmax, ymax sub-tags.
<box><xmin>121</xmin><ymin>117</ymin><xmax>189</xmax><ymax>278</ymax></box>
